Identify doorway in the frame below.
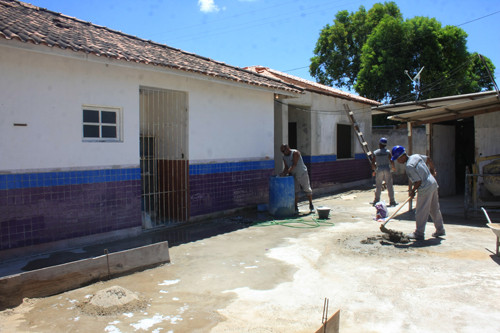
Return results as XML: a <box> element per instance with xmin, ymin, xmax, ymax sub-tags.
<box><xmin>288</xmin><ymin>122</ymin><xmax>297</xmax><ymax>149</ymax></box>
<box><xmin>455</xmin><ymin>118</ymin><xmax>475</xmax><ymax>193</ymax></box>
<box><xmin>337</xmin><ymin>124</ymin><xmax>352</xmax><ymax>159</ymax></box>
<box><xmin>139</xmin><ymin>87</ymin><xmax>189</xmax><ymax>228</ymax></box>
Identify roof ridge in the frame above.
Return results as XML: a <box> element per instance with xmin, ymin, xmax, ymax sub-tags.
<box><xmin>2</xmin><ymin>0</ymin><xmax>303</xmax><ymax>93</ymax></box>
<box><xmin>14</xmin><ymin>0</ymin><xmax>300</xmax><ymax>90</ymax></box>
<box><xmin>17</xmin><ymin>1</ymin><xmax>205</xmax><ymax>60</ymax></box>
<box><xmin>268</xmin><ymin>68</ymin><xmax>352</xmax><ymax>96</ymax></box>
<box><xmin>245</xmin><ymin>66</ymin><xmax>379</xmax><ymax>105</ymax></box>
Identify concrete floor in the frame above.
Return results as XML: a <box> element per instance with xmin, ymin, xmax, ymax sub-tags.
<box><xmin>1</xmin><ymin>185</ymin><xmax>500</xmax><ymax>332</ymax></box>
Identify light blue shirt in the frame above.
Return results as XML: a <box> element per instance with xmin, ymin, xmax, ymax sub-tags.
<box><xmin>405</xmin><ymin>154</ymin><xmax>438</xmax><ymax>195</ymax></box>
<box><xmin>374</xmin><ymin>147</ymin><xmax>390</xmax><ymax>170</ymax></box>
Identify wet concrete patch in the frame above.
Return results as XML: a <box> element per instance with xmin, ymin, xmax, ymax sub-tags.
<box><xmin>359</xmin><ymin>230</ymin><xmax>410</xmax><ymax>246</ymax></box>
<box><xmin>380</xmin><ymin>228</ymin><xmax>410</xmax><ymax>244</ymax></box>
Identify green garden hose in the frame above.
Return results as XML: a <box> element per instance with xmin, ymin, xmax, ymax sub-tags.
<box><xmin>253</xmin><ymin>217</ymin><xmax>334</xmax><ymax>229</ymax></box>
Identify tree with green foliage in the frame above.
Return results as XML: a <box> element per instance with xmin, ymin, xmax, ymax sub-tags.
<box><xmin>310</xmin><ymin>2</ymin><xmax>496</xmax><ymax>103</ymax></box>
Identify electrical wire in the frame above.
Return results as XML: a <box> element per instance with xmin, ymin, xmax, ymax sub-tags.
<box><xmin>162</xmin><ymin>0</ymin><xmax>362</xmax><ymax>44</ymax></box>
<box><xmin>285</xmin><ymin>53</ymin><xmax>493</xmax><ymax>108</ymax></box>
<box><xmin>273</xmin><ymin>98</ymin><xmax>374</xmax><ymax>116</ymax></box>
<box><xmin>284</xmin><ymin>10</ymin><xmax>500</xmax><ymax>104</ymax></box>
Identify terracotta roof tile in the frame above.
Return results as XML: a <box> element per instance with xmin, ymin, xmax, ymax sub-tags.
<box><xmin>245</xmin><ymin>66</ymin><xmax>380</xmax><ymax>105</ymax></box>
<box><xmin>0</xmin><ymin>0</ymin><xmax>303</xmax><ymax>94</ymax></box>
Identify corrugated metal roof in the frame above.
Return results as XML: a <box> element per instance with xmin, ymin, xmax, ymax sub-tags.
<box><xmin>0</xmin><ymin>0</ymin><xmax>304</xmax><ymax>94</ymax></box>
<box><xmin>372</xmin><ymin>91</ymin><xmax>500</xmax><ymax>124</ymax></box>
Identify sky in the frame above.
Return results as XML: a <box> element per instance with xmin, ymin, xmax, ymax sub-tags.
<box><xmin>25</xmin><ymin>0</ymin><xmax>500</xmax><ymax>92</ymax></box>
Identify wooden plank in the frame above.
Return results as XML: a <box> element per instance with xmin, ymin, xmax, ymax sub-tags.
<box><xmin>314</xmin><ymin>309</ymin><xmax>340</xmax><ymax>333</ymax></box>
<box><xmin>0</xmin><ymin>241</ymin><xmax>170</xmax><ymax>310</ymax></box>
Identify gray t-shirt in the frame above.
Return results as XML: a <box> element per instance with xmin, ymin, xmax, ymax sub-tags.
<box><xmin>405</xmin><ymin>154</ymin><xmax>438</xmax><ymax>195</ymax></box>
<box><xmin>374</xmin><ymin>147</ymin><xmax>391</xmax><ymax>170</ymax></box>
<box><xmin>283</xmin><ymin>149</ymin><xmax>308</xmax><ymax>177</ymax></box>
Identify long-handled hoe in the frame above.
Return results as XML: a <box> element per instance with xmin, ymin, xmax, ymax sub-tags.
<box><xmin>379</xmin><ymin>196</ymin><xmax>412</xmax><ymax>243</ymax></box>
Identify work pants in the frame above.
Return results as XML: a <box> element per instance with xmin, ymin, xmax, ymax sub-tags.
<box><xmin>374</xmin><ymin>168</ymin><xmax>395</xmax><ymax>203</ymax></box>
<box><xmin>415</xmin><ymin>188</ymin><xmax>445</xmax><ymax>236</ymax></box>
<box><xmin>294</xmin><ymin>172</ymin><xmax>312</xmax><ymax>195</ymax></box>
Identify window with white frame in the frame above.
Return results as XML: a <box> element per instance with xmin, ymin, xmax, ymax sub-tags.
<box><xmin>82</xmin><ymin>106</ymin><xmax>122</xmax><ymax>142</ymax></box>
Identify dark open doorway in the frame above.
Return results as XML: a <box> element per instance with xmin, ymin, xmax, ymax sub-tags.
<box><xmin>455</xmin><ymin>117</ymin><xmax>475</xmax><ymax>194</ymax></box>
<box><xmin>288</xmin><ymin>122</ymin><xmax>297</xmax><ymax>149</ymax></box>
<box><xmin>337</xmin><ymin>124</ymin><xmax>352</xmax><ymax>159</ymax></box>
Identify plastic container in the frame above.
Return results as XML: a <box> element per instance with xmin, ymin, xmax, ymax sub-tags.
<box><xmin>268</xmin><ymin>176</ymin><xmax>295</xmax><ymax>217</ymax></box>
<box><xmin>317</xmin><ymin>207</ymin><xmax>331</xmax><ymax>219</ymax></box>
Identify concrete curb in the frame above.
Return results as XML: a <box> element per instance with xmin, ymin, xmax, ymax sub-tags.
<box><xmin>0</xmin><ymin>241</ymin><xmax>170</xmax><ymax>310</ymax></box>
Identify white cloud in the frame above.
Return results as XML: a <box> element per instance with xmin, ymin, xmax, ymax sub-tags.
<box><xmin>198</xmin><ymin>0</ymin><xmax>220</xmax><ymax>13</ymax></box>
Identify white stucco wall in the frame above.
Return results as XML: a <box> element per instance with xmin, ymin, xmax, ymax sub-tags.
<box><xmin>0</xmin><ymin>44</ymin><xmax>139</xmax><ymax>170</ymax></box>
<box><xmin>187</xmin><ymin>81</ymin><xmax>274</xmax><ymax>162</ymax></box>
<box><xmin>0</xmin><ymin>43</ymin><xmax>276</xmax><ymax>171</ymax></box>
<box><xmin>432</xmin><ymin>124</ymin><xmax>456</xmax><ymax>196</ymax></box>
<box><xmin>475</xmin><ymin>112</ymin><xmax>500</xmax><ymax>159</ymax></box>
<box><xmin>286</xmin><ymin>91</ymin><xmax>374</xmax><ymax>157</ymax></box>
<box><xmin>371</xmin><ymin>127</ymin><xmax>427</xmax><ymax>155</ymax></box>
<box><xmin>315</xmin><ymin>98</ymin><xmax>373</xmax><ymax>157</ymax></box>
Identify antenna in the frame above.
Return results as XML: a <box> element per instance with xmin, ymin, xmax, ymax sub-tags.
<box><xmin>405</xmin><ymin>66</ymin><xmax>424</xmax><ymax>100</ymax></box>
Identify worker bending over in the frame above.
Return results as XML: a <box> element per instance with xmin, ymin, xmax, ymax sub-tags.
<box><xmin>391</xmin><ymin>145</ymin><xmax>446</xmax><ymax>241</ymax></box>
<box><xmin>280</xmin><ymin>144</ymin><xmax>314</xmax><ymax>214</ymax></box>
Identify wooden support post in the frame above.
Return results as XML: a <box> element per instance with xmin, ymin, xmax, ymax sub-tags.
<box><xmin>408</xmin><ymin>122</ymin><xmax>413</xmax><ymax>211</ymax></box>
<box><xmin>314</xmin><ymin>309</ymin><xmax>340</xmax><ymax>333</ymax></box>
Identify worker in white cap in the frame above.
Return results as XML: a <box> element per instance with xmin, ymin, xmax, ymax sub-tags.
<box><xmin>371</xmin><ymin>137</ymin><xmax>397</xmax><ymax>206</ymax></box>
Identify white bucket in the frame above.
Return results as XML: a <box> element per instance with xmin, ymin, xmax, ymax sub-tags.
<box><xmin>317</xmin><ymin>207</ymin><xmax>331</xmax><ymax>219</ymax></box>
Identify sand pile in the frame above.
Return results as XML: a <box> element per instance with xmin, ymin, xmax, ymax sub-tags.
<box><xmin>78</xmin><ymin>286</ymin><xmax>148</xmax><ymax>316</ymax></box>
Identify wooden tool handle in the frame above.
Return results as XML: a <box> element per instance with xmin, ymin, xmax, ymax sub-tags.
<box><xmin>382</xmin><ymin>196</ymin><xmax>412</xmax><ymax>227</ymax></box>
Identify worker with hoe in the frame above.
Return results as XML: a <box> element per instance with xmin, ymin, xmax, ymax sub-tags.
<box><xmin>280</xmin><ymin>144</ymin><xmax>314</xmax><ymax>214</ymax></box>
<box><xmin>371</xmin><ymin>137</ymin><xmax>398</xmax><ymax>207</ymax></box>
<box><xmin>391</xmin><ymin>145</ymin><xmax>446</xmax><ymax>241</ymax></box>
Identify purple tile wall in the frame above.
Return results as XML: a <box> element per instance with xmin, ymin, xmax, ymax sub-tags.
<box><xmin>190</xmin><ymin>169</ymin><xmax>273</xmax><ymax>216</ymax></box>
<box><xmin>307</xmin><ymin>159</ymin><xmax>372</xmax><ymax>189</ymax></box>
<box><xmin>0</xmin><ymin>180</ymin><xmax>141</xmax><ymax>251</ymax></box>
<box><xmin>189</xmin><ymin>159</ymin><xmax>370</xmax><ymax>217</ymax></box>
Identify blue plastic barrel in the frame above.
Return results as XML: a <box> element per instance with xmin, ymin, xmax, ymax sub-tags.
<box><xmin>269</xmin><ymin>176</ymin><xmax>295</xmax><ymax>217</ymax></box>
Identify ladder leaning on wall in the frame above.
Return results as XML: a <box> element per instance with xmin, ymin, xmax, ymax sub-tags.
<box><xmin>343</xmin><ymin>104</ymin><xmax>374</xmax><ymax>168</ymax></box>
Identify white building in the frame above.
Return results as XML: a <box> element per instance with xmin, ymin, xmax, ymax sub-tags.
<box><xmin>245</xmin><ymin>67</ymin><xmax>380</xmax><ymax>193</ymax></box>
<box><xmin>0</xmin><ymin>0</ymin><xmax>302</xmax><ymax>255</ymax></box>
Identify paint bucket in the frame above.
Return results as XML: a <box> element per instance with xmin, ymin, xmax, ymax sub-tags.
<box><xmin>268</xmin><ymin>176</ymin><xmax>295</xmax><ymax>217</ymax></box>
<box><xmin>317</xmin><ymin>207</ymin><xmax>331</xmax><ymax>219</ymax></box>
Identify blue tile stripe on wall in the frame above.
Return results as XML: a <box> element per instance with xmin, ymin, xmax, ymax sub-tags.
<box><xmin>303</xmin><ymin>155</ymin><xmax>336</xmax><ymax>163</ymax></box>
<box><xmin>354</xmin><ymin>153</ymin><xmax>368</xmax><ymax>160</ymax></box>
<box><xmin>302</xmin><ymin>153</ymin><xmax>367</xmax><ymax>164</ymax></box>
<box><xmin>189</xmin><ymin>155</ymin><xmax>368</xmax><ymax>176</ymax></box>
<box><xmin>0</xmin><ymin>168</ymin><xmax>141</xmax><ymax>190</ymax></box>
<box><xmin>189</xmin><ymin>160</ymin><xmax>274</xmax><ymax>175</ymax></box>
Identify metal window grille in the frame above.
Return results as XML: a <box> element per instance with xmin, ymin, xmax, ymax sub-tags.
<box><xmin>139</xmin><ymin>87</ymin><xmax>189</xmax><ymax>228</ymax></box>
